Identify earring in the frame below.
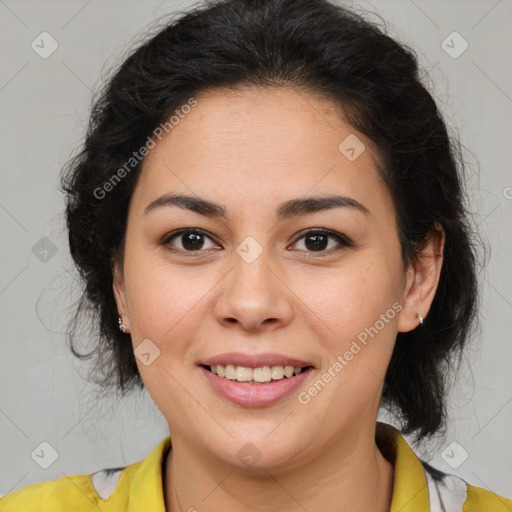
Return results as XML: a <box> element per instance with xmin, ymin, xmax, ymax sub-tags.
<box><xmin>118</xmin><ymin>316</ymin><xmax>128</xmax><ymax>333</ymax></box>
<box><xmin>418</xmin><ymin>314</ymin><xmax>424</xmax><ymax>325</ymax></box>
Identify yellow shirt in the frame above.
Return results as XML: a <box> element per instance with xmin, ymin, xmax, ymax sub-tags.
<box><xmin>1</xmin><ymin>422</ymin><xmax>511</xmax><ymax>511</ymax></box>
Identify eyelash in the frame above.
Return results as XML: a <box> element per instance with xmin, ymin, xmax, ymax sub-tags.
<box><xmin>161</xmin><ymin>228</ymin><xmax>352</xmax><ymax>257</ymax></box>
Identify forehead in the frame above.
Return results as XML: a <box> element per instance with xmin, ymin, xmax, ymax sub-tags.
<box><xmin>131</xmin><ymin>86</ymin><xmax>392</xmax><ymax>220</ymax></box>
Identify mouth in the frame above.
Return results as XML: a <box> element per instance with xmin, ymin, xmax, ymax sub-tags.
<box><xmin>198</xmin><ymin>354</ymin><xmax>315</xmax><ymax>407</ymax></box>
<box><xmin>201</xmin><ymin>364</ymin><xmax>314</xmax><ymax>384</ymax></box>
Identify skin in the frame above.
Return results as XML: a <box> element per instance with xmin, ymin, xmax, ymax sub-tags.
<box><xmin>113</xmin><ymin>86</ymin><xmax>445</xmax><ymax>512</ymax></box>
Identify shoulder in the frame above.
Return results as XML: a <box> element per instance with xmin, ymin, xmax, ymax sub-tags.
<box><xmin>0</xmin><ymin>466</ymin><xmax>132</xmax><ymax>512</ymax></box>
<box><xmin>421</xmin><ymin>460</ymin><xmax>512</xmax><ymax>512</ymax></box>
<box><xmin>464</xmin><ymin>483</ymin><xmax>512</xmax><ymax>512</ymax></box>
<box><xmin>0</xmin><ymin>473</ymin><xmax>102</xmax><ymax>512</ymax></box>
<box><xmin>0</xmin><ymin>436</ymin><xmax>172</xmax><ymax>512</ymax></box>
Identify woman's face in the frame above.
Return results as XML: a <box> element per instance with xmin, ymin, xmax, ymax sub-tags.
<box><xmin>113</xmin><ymin>86</ymin><xmax>435</xmax><ymax>469</ymax></box>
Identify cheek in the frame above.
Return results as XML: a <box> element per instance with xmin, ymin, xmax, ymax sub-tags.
<box><xmin>123</xmin><ymin>250</ymin><xmax>219</xmax><ymax>354</ymax></box>
<box><xmin>303</xmin><ymin>257</ymin><xmax>402</xmax><ymax>349</ymax></box>
<box><xmin>299</xmin><ymin>263</ymin><xmax>401</xmax><ymax>425</ymax></box>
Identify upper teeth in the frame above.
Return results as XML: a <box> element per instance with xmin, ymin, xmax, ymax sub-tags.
<box><xmin>210</xmin><ymin>364</ymin><xmax>303</xmax><ymax>383</ymax></box>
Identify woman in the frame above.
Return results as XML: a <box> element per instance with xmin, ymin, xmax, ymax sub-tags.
<box><xmin>2</xmin><ymin>0</ymin><xmax>510</xmax><ymax>510</ymax></box>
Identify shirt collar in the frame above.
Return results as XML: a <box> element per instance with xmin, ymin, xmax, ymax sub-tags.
<box><xmin>127</xmin><ymin>422</ymin><xmax>429</xmax><ymax>512</ymax></box>
<box><xmin>127</xmin><ymin>435</ymin><xmax>171</xmax><ymax>512</ymax></box>
<box><xmin>376</xmin><ymin>421</ymin><xmax>430</xmax><ymax>512</ymax></box>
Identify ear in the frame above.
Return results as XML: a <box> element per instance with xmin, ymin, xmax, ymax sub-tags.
<box><xmin>397</xmin><ymin>223</ymin><xmax>445</xmax><ymax>332</ymax></box>
<box><xmin>112</xmin><ymin>259</ymin><xmax>129</xmax><ymax>320</ymax></box>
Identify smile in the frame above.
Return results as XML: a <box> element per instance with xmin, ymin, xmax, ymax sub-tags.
<box><xmin>206</xmin><ymin>364</ymin><xmax>307</xmax><ymax>383</ymax></box>
<box><xmin>199</xmin><ymin>353</ymin><xmax>315</xmax><ymax>407</ymax></box>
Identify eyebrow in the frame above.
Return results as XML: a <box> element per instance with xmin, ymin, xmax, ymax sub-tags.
<box><xmin>143</xmin><ymin>193</ymin><xmax>370</xmax><ymax>220</ymax></box>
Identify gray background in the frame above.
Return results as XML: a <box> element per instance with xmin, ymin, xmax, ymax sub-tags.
<box><xmin>1</xmin><ymin>0</ymin><xmax>511</xmax><ymax>501</ymax></box>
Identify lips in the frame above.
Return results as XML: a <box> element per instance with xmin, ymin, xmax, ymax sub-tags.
<box><xmin>198</xmin><ymin>352</ymin><xmax>315</xmax><ymax>407</ymax></box>
<box><xmin>201</xmin><ymin>352</ymin><xmax>313</xmax><ymax>369</ymax></box>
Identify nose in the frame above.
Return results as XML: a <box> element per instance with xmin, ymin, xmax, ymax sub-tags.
<box><xmin>213</xmin><ymin>245</ymin><xmax>294</xmax><ymax>333</ymax></box>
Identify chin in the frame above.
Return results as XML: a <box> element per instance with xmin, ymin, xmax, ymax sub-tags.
<box><xmin>210</xmin><ymin>428</ymin><xmax>309</xmax><ymax>472</ymax></box>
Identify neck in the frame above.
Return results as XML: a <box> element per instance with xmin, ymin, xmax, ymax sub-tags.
<box><xmin>163</xmin><ymin>421</ymin><xmax>394</xmax><ymax>512</ymax></box>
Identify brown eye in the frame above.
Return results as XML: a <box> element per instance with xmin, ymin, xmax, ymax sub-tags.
<box><xmin>290</xmin><ymin>229</ymin><xmax>351</xmax><ymax>255</ymax></box>
<box><xmin>163</xmin><ymin>229</ymin><xmax>219</xmax><ymax>253</ymax></box>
